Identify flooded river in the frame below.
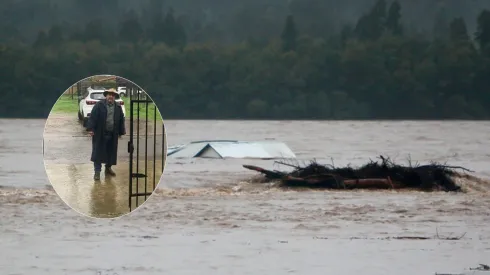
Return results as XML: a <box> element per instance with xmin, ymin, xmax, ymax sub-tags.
<box><xmin>1</xmin><ymin>119</ymin><xmax>490</xmax><ymax>275</ymax></box>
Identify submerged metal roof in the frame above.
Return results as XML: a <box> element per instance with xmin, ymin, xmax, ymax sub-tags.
<box><xmin>167</xmin><ymin>140</ymin><xmax>296</xmax><ymax>159</ymax></box>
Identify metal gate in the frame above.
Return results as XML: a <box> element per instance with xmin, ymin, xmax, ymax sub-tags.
<box><xmin>127</xmin><ymin>83</ymin><xmax>165</xmax><ymax>211</ymax></box>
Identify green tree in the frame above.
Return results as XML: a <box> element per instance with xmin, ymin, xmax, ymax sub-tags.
<box><xmin>82</xmin><ymin>19</ymin><xmax>112</xmax><ymax>43</ymax></box>
<box><xmin>161</xmin><ymin>8</ymin><xmax>187</xmax><ymax>48</ymax></box>
<box><xmin>433</xmin><ymin>6</ymin><xmax>449</xmax><ymax>41</ymax></box>
<box><xmin>33</xmin><ymin>31</ymin><xmax>48</xmax><ymax>48</ymax></box>
<box><xmin>475</xmin><ymin>9</ymin><xmax>490</xmax><ymax>52</ymax></box>
<box><xmin>47</xmin><ymin>25</ymin><xmax>63</xmax><ymax>44</ymax></box>
<box><xmin>449</xmin><ymin>17</ymin><xmax>470</xmax><ymax>43</ymax></box>
<box><xmin>147</xmin><ymin>0</ymin><xmax>165</xmax><ymax>42</ymax></box>
<box><xmin>118</xmin><ymin>10</ymin><xmax>144</xmax><ymax>42</ymax></box>
<box><xmin>386</xmin><ymin>1</ymin><xmax>403</xmax><ymax>36</ymax></box>
<box><xmin>281</xmin><ymin>15</ymin><xmax>297</xmax><ymax>52</ymax></box>
<box><xmin>1</xmin><ymin>1</ymin><xmax>490</xmax><ymax>120</ymax></box>
<box><xmin>355</xmin><ymin>0</ymin><xmax>387</xmax><ymax>40</ymax></box>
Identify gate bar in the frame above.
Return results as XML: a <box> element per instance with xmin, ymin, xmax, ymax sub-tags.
<box><xmin>153</xmin><ymin>106</ymin><xmax>157</xmax><ymax>190</ymax></box>
<box><xmin>144</xmin><ymin>100</ymin><xmax>148</xmax><ymax>201</ymax></box>
<box><xmin>131</xmin><ymin>192</ymin><xmax>154</xmax><ymax>196</ymax></box>
<box><xmin>128</xmin><ymin>85</ymin><xmax>133</xmax><ymax>210</ymax></box>
<box><xmin>162</xmin><ymin>121</ymin><xmax>165</xmax><ymax>172</ymax></box>
<box><xmin>136</xmin><ymin>90</ymin><xmax>140</xmax><ymax>207</ymax></box>
<box><xmin>130</xmin><ymin>100</ymin><xmax>153</xmax><ymax>103</ymax></box>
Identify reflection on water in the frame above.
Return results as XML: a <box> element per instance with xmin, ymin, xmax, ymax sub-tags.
<box><xmin>91</xmin><ymin>176</ymin><xmax>118</xmax><ymax>218</ymax></box>
<box><xmin>45</xmin><ymin>159</ymin><xmax>163</xmax><ymax>218</ymax></box>
<box><xmin>129</xmin><ymin>159</ymin><xmax>164</xmax><ymax>212</ymax></box>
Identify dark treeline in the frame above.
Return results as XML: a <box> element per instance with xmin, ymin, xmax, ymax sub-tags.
<box><xmin>1</xmin><ymin>0</ymin><xmax>490</xmax><ymax>119</ymax></box>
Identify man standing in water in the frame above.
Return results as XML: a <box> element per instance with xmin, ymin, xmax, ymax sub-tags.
<box><xmin>86</xmin><ymin>88</ymin><xmax>126</xmax><ymax>181</ymax></box>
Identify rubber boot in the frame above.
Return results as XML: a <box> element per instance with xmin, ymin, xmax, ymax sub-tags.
<box><xmin>105</xmin><ymin>166</ymin><xmax>116</xmax><ymax>176</ymax></box>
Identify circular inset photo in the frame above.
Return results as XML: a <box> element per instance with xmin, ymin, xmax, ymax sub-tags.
<box><xmin>43</xmin><ymin>75</ymin><xmax>167</xmax><ymax>218</ymax></box>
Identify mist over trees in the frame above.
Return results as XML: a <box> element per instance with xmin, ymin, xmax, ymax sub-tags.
<box><xmin>1</xmin><ymin>0</ymin><xmax>490</xmax><ymax>119</ymax></box>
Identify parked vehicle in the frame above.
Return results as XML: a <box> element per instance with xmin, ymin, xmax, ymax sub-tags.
<box><xmin>116</xmin><ymin>86</ymin><xmax>144</xmax><ymax>98</ymax></box>
<box><xmin>117</xmin><ymin>87</ymin><xmax>127</xmax><ymax>97</ymax></box>
<box><xmin>78</xmin><ymin>87</ymin><xmax>126</xmax><ymax>127</ymax></box>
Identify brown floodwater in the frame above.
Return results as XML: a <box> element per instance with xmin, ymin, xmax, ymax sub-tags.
<box><xmin>1</xmin><ymin>119</ymin><xmax>490</xmax><ymax>275</ymax></box>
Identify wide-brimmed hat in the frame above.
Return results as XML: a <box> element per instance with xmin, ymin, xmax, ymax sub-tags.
<box><xmin>103</xmin><ymin>88</ymin><xmax>119</xmax><ymax>98</ymax></box>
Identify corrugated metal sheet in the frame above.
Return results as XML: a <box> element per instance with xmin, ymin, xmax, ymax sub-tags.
<box><xmin>167</xmin><ymin>140</ymin><xmax>296</xmax><ymax>159</ymax></box>
<box><xmin>167</xmin><ymin>142</ymin><xmax>209</xmax><ymax>158</ymax></box>
<box><xmin>167</xmin><ymin>144</ymin><xmax>187</xmax><ymax>155</ymax></box>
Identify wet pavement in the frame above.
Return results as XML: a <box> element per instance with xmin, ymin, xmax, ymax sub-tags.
<box><xmin>42</xmin><ymin>113</ymin><xmax>166</xmax><ymax>218</ymax></box>
<box><xmin>44</xmin><ymin>160</ymin><xmax>163</xmax><ymax>218</ymax></box>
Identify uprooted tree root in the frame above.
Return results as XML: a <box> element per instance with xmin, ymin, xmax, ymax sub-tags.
<box><xmin>243</xmin><ymin>155</ymin><xmax>475</xmax><ymax>192</ymax></box>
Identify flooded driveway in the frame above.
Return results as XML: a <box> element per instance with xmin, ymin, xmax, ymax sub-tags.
<box><xmin>42</xmin><ymin>113</ymin><xmax>165</xmax><ymax>218</ymax></box>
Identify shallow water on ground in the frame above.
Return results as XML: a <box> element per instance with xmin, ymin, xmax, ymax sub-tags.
<box><xmin>44</xmin><ymin>161</ymin><xmax>163</xmax><ymax>218</ymax></box>
<box><xmin>1</xmin><ymin>118</ymin><xmax>490</xmax><ymax>275</ymax></box>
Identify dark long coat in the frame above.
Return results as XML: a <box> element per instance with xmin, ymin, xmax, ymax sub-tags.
<box><xmin>86</xmin><ymin>99</ymin><xmax>126</xmax><ymax>165</ymax></box>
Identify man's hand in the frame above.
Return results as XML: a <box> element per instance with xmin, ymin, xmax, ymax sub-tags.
<box><xmin>88</xmin><ymin>131</ymin><xmax>94</xmax><ymax>136</ymax></box>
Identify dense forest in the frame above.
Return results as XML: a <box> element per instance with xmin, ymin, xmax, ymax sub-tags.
<box><xmin>1</xmin><ymin>0</ymin><xmax>490</xmax><ymax>119</ymax></box>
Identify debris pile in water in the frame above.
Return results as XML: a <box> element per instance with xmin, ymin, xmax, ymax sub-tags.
<box><xmin>243</xmin><ymin>156</ymin><xmax>474</xmax><ymax>192</ymax></box>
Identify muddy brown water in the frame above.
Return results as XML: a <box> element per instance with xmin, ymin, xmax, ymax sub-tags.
<box><xmin>1</xmin><ymin>118</ymin><xmax>490</xmax><ymax>275</ymax></box>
